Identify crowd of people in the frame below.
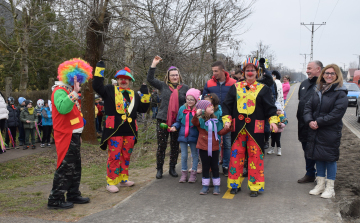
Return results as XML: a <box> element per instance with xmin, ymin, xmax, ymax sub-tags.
<box><xmin>0</xmin><ymin>56</ymin><xmax>348</xmax><ymax>209</ymax></box>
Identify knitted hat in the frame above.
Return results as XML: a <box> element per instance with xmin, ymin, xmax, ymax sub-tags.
<box><xmin>18</xmin><ymin>97</ymin><xmax>26</xmax><ymax>105</ymax></box>
<box><xmin>25</xmin><ymin>100</ymin><xmax>33</xmax><ymax>107</ymax></box>
<box><xmin>186</xmin><ymin>88</ymin><xmax>201</xmax><ymax>102</ymax></box>
<box><xmin>114</xmin><ymin>67</ymin><xmax>135</xmax><ymax>82</ymax></box>
<box><xmin>196</xmin><ymin>100</ymin><xmax>212</xmax><ymax>110</ymax></box>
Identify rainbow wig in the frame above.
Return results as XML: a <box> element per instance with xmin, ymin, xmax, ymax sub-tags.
<box><xmin>57</xmin><ymin>58</ymin><xmax>93</xmax><ymax>85</ymax></box>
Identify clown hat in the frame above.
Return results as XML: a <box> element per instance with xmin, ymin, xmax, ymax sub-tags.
<box><xmin>57</xmin><ymin>58</ymin><xmax>93</xmax><ymax>85</ymax></box>
<box><xmin>114</xmin><ymin>67</ymin><xmax>135</xmax><ymax>82</ymax></box>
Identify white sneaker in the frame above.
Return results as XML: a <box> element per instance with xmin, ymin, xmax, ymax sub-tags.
<box><xmin>267</xmin><ymin>147</ymin><xmax>275</xmax><ymax>155</ymax></box>
<box><xmin>277</xmin><ymin>148</ymin><xmax>282</xmax><ymax>156</ymax></box>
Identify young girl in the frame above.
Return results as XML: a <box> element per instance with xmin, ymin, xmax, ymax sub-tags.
<box><xmin>267</xmin><ymin>102</ymin><xmax>288</xmax><ymax>156</ymax></box>
<box><xmin>192</xmin><ymin>100</ymin><xmax>229</xmax><ymax>195</ymax></box>
<box><xmin>170</xmin><ymin>88</ymin><xmax>201</xmax><ymax>183</ymax></box>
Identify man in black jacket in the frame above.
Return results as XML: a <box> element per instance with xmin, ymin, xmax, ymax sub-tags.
<box><xmin>297</xmin><ymin>60</ymin><xmax>323</xmax><ymax>183</ymax></box>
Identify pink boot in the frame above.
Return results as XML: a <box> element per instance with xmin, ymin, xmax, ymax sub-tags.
<box><xmin>179</xmin><ymin>171</ymin><xmax>188</xmax><ymax>183</ymax></box>
<box><xmin>106</xmin><ymin>185</ymin><xmax>119</xmax><ymax>193</ymax></box>
<box><xmin>188</xmin><ymin>170</ymin><xmax>197</xmax><ymax>183</ymax></box>
<box><xmin>119</xmin><ymin>181</ymin><xmax>135</xmax><ymax>187</ymax></box>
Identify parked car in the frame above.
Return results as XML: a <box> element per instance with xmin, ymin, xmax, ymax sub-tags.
<box><xmin>344</xmin><ymin>83</ymin><xmax>360</xmax><ymax>107</ymax></box>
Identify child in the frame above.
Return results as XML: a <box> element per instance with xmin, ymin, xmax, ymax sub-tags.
<box><xmin>6</xmin><ymin>97</ymin><xmax>19</xmax><ymax>149</ymax></box>
<box><xmin>192</xmin><ymin>100</ymin><xmax>229</xmax><ymax>195</ymax></box>
<box><xmin>267</xmin><ymin>102</ymin><xmax>288</xmax><ymax>156</ymax></box>
<box><xmin>40</xmin><ymin>101</ymin><xmax>53</xmax><ymax>148</ymax></box>
<box><xmin>35</xmin><ymin>99</ymin><xmax>44</xmax><ymax>143</ymax></box>
<box><xmin>20</xmin><ymin>100</ymin><xmax>37</xmax><ymax>150</ymax></box>
<box><xmin>17</xmin><ymin>97</ymin><xmax>26</xmax><ymax>146</ymax></box>
<box><xmin>170</xmin><ymin>88</ymin><xmax>201</xmax><ymax>183</ymax></box>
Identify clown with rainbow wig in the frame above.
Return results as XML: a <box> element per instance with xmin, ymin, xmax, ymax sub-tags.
<box><xmin>48</xmin><ymin>58</ymin><xmax>92</xmax><ymax>209</ymax></box>
<box><xmin>93</xmin><ymin>61</ymin><xmax>150</xmax><ymax>193</ymax></box>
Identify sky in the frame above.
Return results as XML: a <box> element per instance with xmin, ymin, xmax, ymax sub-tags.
<box><xmin>229</xmin><ymin>0</ymin><xmax>360</xmax><ymax>73</ymax></box>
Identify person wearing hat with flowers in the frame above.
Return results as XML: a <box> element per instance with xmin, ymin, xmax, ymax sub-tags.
<box><xmin>93</xmin><ymin>61</ymin><xmax>150</xmax><ymax>193</ymax></box>
<box><xmin>147</xmin><ymin>56</ymin><xmax>189</xmax><ymax>179</ymax></box>
<box><xmin>222</xmin><ymin>58</ymin><xmax>278</xmax><ymax>197</ymax></box>
<box><xmin>47</xmin><ymin>58</ymin><xmax>92</xmax><ymax>209</ymax></box>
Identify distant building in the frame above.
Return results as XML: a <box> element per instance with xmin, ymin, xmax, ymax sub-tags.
<box><xmin>348</xmin><ymin>68</ymin><xmax>358</xmax><ymax>81</ymax></box>
<box><xmin>0</xmin><ymin>0</ymin><xmax>22</xmax><ymax>35</ymax></box>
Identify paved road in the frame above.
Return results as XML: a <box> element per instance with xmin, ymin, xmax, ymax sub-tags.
<box><xmin>0</xmin><ymin>142</ymin><xmax>54</xmax><ymax>163</ymax></box>
<box><xmin>1</xmin><ymin>83</ymin><xmax>342</xmax><ymax>223</ymax></box>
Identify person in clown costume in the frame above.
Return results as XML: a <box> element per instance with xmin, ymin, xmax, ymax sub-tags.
<box><xmin>47</xmin><ymin>58</ymin><xmax>92</xmax><ymax>209</ymax></box>
<box><xmin>222</xmin><ymin>58</ymin><xmax>278</xmax><ymax>197</ymax></box>
<box><xmin>92</xmin><ymin>61</ymin><xmax>150</xmax><ymax>193</ymax></box>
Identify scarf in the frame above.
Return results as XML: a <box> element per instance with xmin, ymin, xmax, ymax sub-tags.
<box><xmin>28</xmin><ymin>107</ymin><xmax>34</xmax><ymax>115</ymax></box>
<box><xmin>11</xmin><ymin>105</ymin><xmax>16</xmax><ymax>110</ymax></box>
<box><xmin>205</xmin><ymin>118</ymin><xmax>219</xmax><ymax>157</ymax></box>
<box><xmin>118</xmin><ymin>88</ymin><xmax>131</xmax><ymax>94</ymax></box>
<box><xmin>321</xmin><ymin>83</ymin><xmax>332</xmax><ymax>94</ymax></box>
<box><xmin>183</xmin><ymin>106</ymin><xmax>196</xmax><ymax>138</ymax></box>
<box><xmin>166</xmin><ymin>83</ymin><xmax>183</xmax><ymax>127</ymax></box>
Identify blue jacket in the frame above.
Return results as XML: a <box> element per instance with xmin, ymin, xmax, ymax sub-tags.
<box><xmin>41</xmin><ymin>107</ymin><xmax>53</xmax><ymax>126</ymax></box>
<box><xmin>172</xmin><ymin>105</ymin><xmax>199</xmax><ymax>143</ymax></box>
<box><xmin>202</xmin><ymin>72</ymin><xmax>237</xmax><ymax>106</ymax></box>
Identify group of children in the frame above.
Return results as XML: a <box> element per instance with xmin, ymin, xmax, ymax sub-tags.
<box><xmin>169</xmin><ymin>88</ymin><xmax>288</xmax><ymax>195</ymax></box>
<box><xmin>5</xmin><ymin>97</ymin><xmax>53</xmax><ymax>150</ymax></box>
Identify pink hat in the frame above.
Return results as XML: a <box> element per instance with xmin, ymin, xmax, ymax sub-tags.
<box><xmin>186</xmin><ymin>88</ymin><xmax>201</xmax><ymax>102</ymax></box>
<box><xmin>196</xmin><ymin>100</ymin><xmax>212</xmax><ymax>110</ymax></box>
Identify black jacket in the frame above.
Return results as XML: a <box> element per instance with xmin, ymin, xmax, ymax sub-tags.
<box><xmin>7</xmin><ymin>104</ymin><xmax>19</xmax><ymax>127</ymax></box>
<box><xmin>303</xmin><ymin>83</ymin><xmax>348</xmax><ymax>162</ymax></box>
<box><xmin>297</xmin><ymin>77</ymin><xmax>318</xmax><ymax>142</ymax></box>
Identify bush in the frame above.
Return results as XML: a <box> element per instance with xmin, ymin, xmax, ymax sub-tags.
<box><xmin>11</xmin><ymin>90</ymin><xmax>49</xmax><ymax>105</ymax></box>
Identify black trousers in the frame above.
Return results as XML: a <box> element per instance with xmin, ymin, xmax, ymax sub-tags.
<box><xmin>199</xmin><ymin>149</ymin><xmax>220</xmax><ymax>178</ymax></box>
<box><xmin>48</xmin><ymin>133</ymin><xmax>82</xmax><ymax>203</ymax></box>
<box><xmin>156</xmin><ymin>119</ymin><xmax>179</xmax><ymax>167</ymax></box>
<box><xmin>271</xmin><ymin>132</ymin><xmax>281</xmax><ymax>148</ymax></box>
<box><xmin>5</xmin><ymin>126</ymin><xmax>17</xmax><ymax>147</ymax></box>
<box><xmin>42</xmin><ymin>126</ymin><xmax>53</xmax><ymax>144</ymax></box>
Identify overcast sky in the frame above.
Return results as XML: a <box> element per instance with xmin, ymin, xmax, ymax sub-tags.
<box><xmin>229</xmin><ymin>0</ymin><xmax>360</xmax><ymax>73</ymax></box>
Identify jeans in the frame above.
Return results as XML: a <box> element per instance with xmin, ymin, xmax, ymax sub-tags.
<box><xmin>301</xmin><ymin>142</ymin><xmax>316</xmax><ymax>177</ymax></box>
<box><xmin>152</xmin><ymin>107</ymin><xmax>158</xmax><ymax>119</ymax></box>
<box><xmin>222</xmin><ymin>132</ymin><xmax>231</xmax><ymax>168</ymax></box>
<box><xmin>180</xmin><ymin>142</ymin><xmax>198</xmax><ymax>171</ymax></box>
<box><xmin>316</xmin><ymin>161</ymin><xmax>337</xmax><ymax>180</ymax></box>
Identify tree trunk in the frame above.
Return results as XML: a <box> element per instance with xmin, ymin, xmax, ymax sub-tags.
<box><xmin>122</xmin><ymin>0</ymin><xmax>134</xmax><ymax>69</ymax></box>
<box><xmin>82</xmin><ymin>11</ymin><xmax>110</xmax><ymax>144</ymax></box>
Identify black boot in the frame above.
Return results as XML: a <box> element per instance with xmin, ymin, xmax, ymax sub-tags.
<box><xmin>67</xmin><ymin>196</ymin><xmax>90</xmax><ymax>204</ymax></box>
<box><xmin>156</xmin><ymin>166</ymin><xmax>163</xmax><ymax>179</ymax></box>
<box><xmin>169</xmin><ymin>164</ymin><xmax>178</xmax><ymax>177</ymax></box>
<box><xmin>48</xmin><ymin>199</ymin><xmax>74</xmax><ymax>209</ymax></box>
<box><xmin>230</xmin><ymin>188</ymin><xmax>241</xmax><ymax>194</ymax></box>
<box><xmin>263</xmin><ymin>141</ymin><xmax>269</xmax><ymax>150</ymax></box>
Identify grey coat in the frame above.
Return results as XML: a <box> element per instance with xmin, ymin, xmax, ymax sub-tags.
<box><xmin>147</xmin><ymin>67</ymin><xmax>189</xmax><ymax>121</ymax></box>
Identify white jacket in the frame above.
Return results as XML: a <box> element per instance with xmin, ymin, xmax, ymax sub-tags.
<box><xmin>274</xmin><ymin>79</ymin><xmax>284</xmax><ymax>110</ymax></box>
<box><xmin>0</xmin><ymin>93</ymin><xmax>9</xmax><ymax>120</ymax></box>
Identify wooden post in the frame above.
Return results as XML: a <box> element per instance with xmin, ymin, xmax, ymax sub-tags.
<box><xmin>48</xmin><ymin>78</ymin><xmax>54</xmax><ymax>100</ymax></box>
<box><xmin>5</xmin><ymin>77</ymin><xmax>12</xmax><ymax>100</ymax></box>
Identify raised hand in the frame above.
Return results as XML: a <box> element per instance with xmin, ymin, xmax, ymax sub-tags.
<box><xmin>73</xmin><ymin>76</ymin><xmax>80</xmax><ymax>93</ymax></box>
<box><xmin>151</xmin><ymin>55</ymin><xmax>162</xmax><ymax>68</ymax></box>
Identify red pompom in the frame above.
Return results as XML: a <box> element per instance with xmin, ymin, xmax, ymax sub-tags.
<box><xmin>124</xmin><ymin>67</ymin><xmax>131</xmax><ymax>73</ymax></box>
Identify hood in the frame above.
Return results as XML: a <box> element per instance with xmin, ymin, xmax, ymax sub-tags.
<box><xmin>257</xmin><ymin>70</ymin><xmax>274</xmax><ymax>87</ymax></box>
<box><xmin>334</xmin><ymin>84</ymin><xmax>348</xmax><ymax>94</ymax></box>
<box><xmin>211</xmin><ymin>71</ymin><xmax>231</xmax><ymax>83</ymax></box>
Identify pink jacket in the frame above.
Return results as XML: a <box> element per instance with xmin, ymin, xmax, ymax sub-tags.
<box><xmin>282</xmin><ymin>82</ymin><xmax>290</xmax><ymax>100</ymax></box>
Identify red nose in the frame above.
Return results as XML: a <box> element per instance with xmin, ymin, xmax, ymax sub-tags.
<box><xmin>247</xmin><ymin>72</ymin><xmax>254</xmax><ymax>76</ymax></box>
<box><xmin>121</xmin><ymin>80</ymin><xmax>127</xmax><ymax>84</ymax></box>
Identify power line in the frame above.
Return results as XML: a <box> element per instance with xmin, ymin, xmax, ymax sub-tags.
<box><xmin>301</xmin><ymin>22</ymin><xmax>326</xmax><ymax>61</ymax></box>
<box><xmin>313</xmin><ymin>0</ymin><xmax>321</xmax><ymax>22</ymax></box>
<box><xmin>317</xmin><ymin>0</ymin><xmax>340</xmax><ymax>45</ymax></box>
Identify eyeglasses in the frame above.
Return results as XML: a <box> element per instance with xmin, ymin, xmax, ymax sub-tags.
<box><xmin>186</xmin><ymin>98</ymin><xmax>195</xmax><ymax>102</ymax></box>
<box><xmin>245</xmin><ymin>70</ymin><xmax>256</xmax><ymax>73</ymax></box>
<box><xmin>169</xmin><ymin>74</ymin><xmax>179</xmax><ymax>77</ymax></box>
<box><xmin>324</xmin><ymin>72</ymin><xmax>336</xmax><ymax>76</ymax></box>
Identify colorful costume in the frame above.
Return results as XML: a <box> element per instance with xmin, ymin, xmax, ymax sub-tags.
<box><xmin>93</xmin><ymin>61</ymin><xmax>150</xmax><ymax>186</ymax></box>
<box><xmin>222</xmin><ymin>60</ymin><xmax>277</xmax><ymax>193</ymax></box>
<box><xmin>48</xmin><ymin>58</ymin><xmax>92</xmax><ymax>209</ymax></box>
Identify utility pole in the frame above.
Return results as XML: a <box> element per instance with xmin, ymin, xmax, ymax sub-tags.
<box><xmin>301</xmin><ymin>22</ymin><xmax>326</xmax><ymax>61</ymax></box>
<box><xmin>300</xmin><ymin>53</ymin><xmax>311</xmax><ymax>71</ymax></box>
<box><xmin>354</xmin><ymin>54</ymin><xmax>360</xmax><ymax>70</ymax></box>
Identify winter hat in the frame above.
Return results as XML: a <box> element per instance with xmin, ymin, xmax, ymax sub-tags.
<box><xmin>186</xmin><ymin>88</ymin><xmax>201</xmax><ymax>102</ymax></box>
<box><xmin>8</xmin><ymin>97</ymin><xmax>14</xmax><ymax>105</ymax></box>
<box><xmin>114</xmin><ymin>67</ymin><xmax>135</xmax><ymax>82</ymax></box>
<box><xmin>196</xmin><ymin>100</ymin><xmax>212</xmax><ymax>110</ymax></box>
<box><xmin>37</xmin><ymin>99</ymin><xmax>44</xmax><ymax>108</ymax></box>
<box><xmin>275</xmin><ymin>102</ymin><xmax>283</xmax><ymax>111</ymax></box>
<box><xmin>57</xmin><ymin>58</ymin><xmax>93</xmax><ymax>85</ymax></box>
<box><xmin>25</xmin><ymin>100</ymin><xmax>33</xmax><ymax>107</ymax></box>
<box><xmin>272</xmin><ymin>70</ymin><xmax>281</xmax><ymax>80</ymax></box>
<box><xmin>18</xmin><ymin>97</ymin><xmax>26</xmax><ymax>105</ymax></box>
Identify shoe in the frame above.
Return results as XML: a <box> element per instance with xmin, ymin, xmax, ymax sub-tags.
<box><xmin>321</xmin><ymin>179</ymin><xmax>335</xmax><ymax>198</ymax></box>
<box><xmin>223</xmin><ymin>167</ymin><xmax>228</xmax><ymax>177</ymax></box>
<box><xmin>267</xmin><ymin>147</ymin><xmax>275</xmax><ymax>154</ymax></box>
<box><xmin>230</xmin><ymin>188</ymin><xmax>241</xmax><ymax>194</ymax></box>
<box><xmin>197</xmin><ymin>162</ymin><xmax>202</xmax><ymax>174</ymax></box>
<box><xmin>213</xmin><ymin>186</ymin><xmax>220</xmax><ymax>195</ymax></box>
<box><xmin>179</xmin><ymin>171</ymin><xmax>188</xmax><ymax>183</ymax></box>
<box><xmin>309</xmin><ymin>177</ymin><xmax>326</xmax><ymax>195</ymax></box>
<box><xmin>67</xmin><ymin>196</ymin><xmax>90</xmax><ymax>204</ymax></box>
<box><xmin>250</xmin><ymin>191</ymin><xmax>258</xmax><ymax>197</ymax></box>
<box><xmin>47</xmin><ymin>143</ymin><xmax>51</xmax><ymax>147</ymax></box>
<box><xmin>106</xmin><ymin>185</ymin><xmax>119</xmax><ymax>193</ymax></box>
<box><xmin>297</xmin><ymin>175</ymin><xmax>316</xmax><ymax>183</ymax></box>
<box><xmin>32</xmin><ymin>145</ymin><xmax>36</xmax><ymax>149</ymax></box>
<box><xmin>5</xmin><ymin>146</ymin><xmax>10</xmax><ymax>150</ymax></box>
<box><xmin>23</xmin><ymin>145</ymin><xmax>29</xmax><ymax>150</ymax></box>
<box><xmin>169</xmin><ymin>165</ymin><xmax>178</xmax><ymax>177</ymax></box>
<box><xmin>264</xmin><ymin>141</ymin><xmax>269</xmax><ymax>150</ymax></box>
<box><xmin>156</xmin><ymin>166</ymin><xmax>163</xmax><ymax>179</ymax></box>
<box><xmin>277</xmin><ymin>147</ymin><xmax>282</xmax><ymax>156</ymax></box>
<box><xmin>15</xmin><ymin>146</ymin><xmax>20</xmax><ymax>149</ymax></box>
<box><xmin>47</xmin><ymin>200</ymin><xmax>74</xmax><ymax>209</ymax></box>
<box><xmin>200</xmin><ymin>178</ymin><xmax>210</xmax><ymax>195</ymax></box>
<box><xmin>212</xmin><ymin>178</ymin><xmax>220</xmax><ymax>195</ymax></box>
<box><xmin>40</xmin><ymin>144</ymin><xmax>45</xmax><ymax>148</ymax></box>
<box><xmin>119</xmin><ymin>181</ymin><xmax>134</xmax><ymax>187</ymax></box>
<box><xmin>19</xmin><ymin>141</ymin><xmax>24</xmax><ymax>146</ymax></box>
<box><xmin>188</xmin><ymin>170</ymin><xmax>197</xmax><ymax>183</ymax></box>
